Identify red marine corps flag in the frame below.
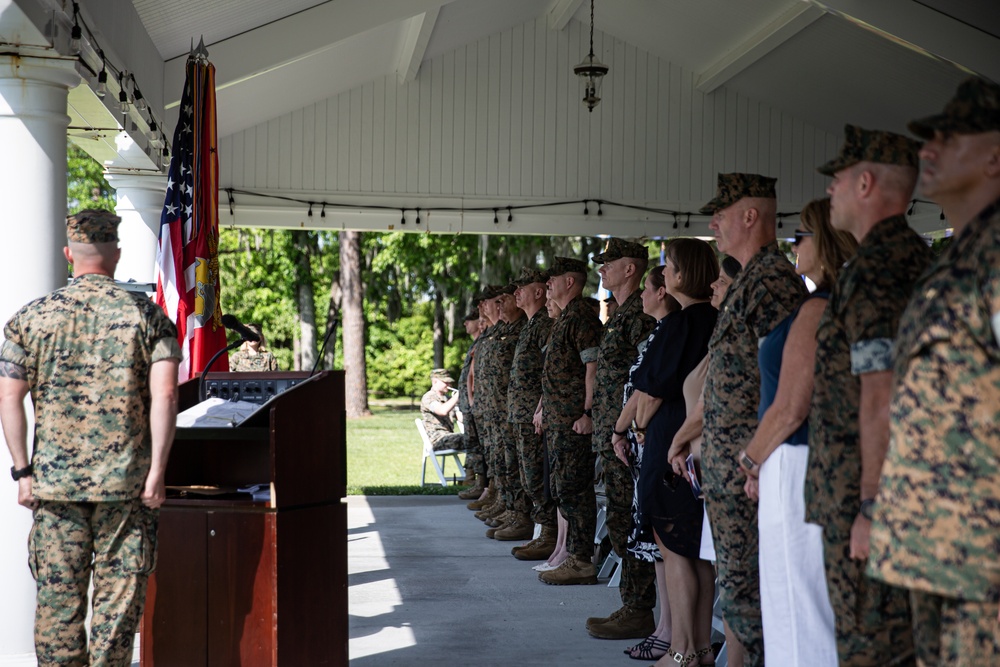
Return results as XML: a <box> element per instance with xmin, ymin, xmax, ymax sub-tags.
<box><xmin>155</xmin><ymin>45</ymin><xmax>228</xmax><ymax>381</ymax></box>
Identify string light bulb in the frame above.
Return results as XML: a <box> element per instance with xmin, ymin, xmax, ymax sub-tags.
<box><xmin>69</xmin><ymin>4</ymin><xmax>82</xmax><ymax>55</ymax></box>
<box><xmin>96</xmin><ymin>68</ymin><xmax>108</xmax><ymax>98</ymax></box>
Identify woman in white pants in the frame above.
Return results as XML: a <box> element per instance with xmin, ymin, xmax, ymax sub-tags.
<box><xmin>736</xmin><ymin>198</ymin><xmax>857</xmax><ymax>666</ymax></box>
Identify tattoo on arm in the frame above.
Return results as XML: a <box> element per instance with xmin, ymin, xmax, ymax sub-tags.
<box><xmin>0</xmin><ymin>361</ymin><xmax>27</xmax><ymax>380</ymax></box>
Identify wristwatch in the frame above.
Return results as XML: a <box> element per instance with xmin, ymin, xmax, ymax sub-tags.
<box><xmin>583</xmin><ymin>408</ymin><xmax>592</xmax><ymax>418</ymax></box>
<box><xmin>739</xmin><ymin>451</ymin><xmax>758</xmax><ymax>474</ymax></box>
<box><xmin>859</xmin><ymin>498</ymin><xmax>875</xmax><ymax>520</ymax></box>
<box><xmin>11</xmin><ymin>464</ymin><xmax>32</xmax><ymax>481</ymax></box>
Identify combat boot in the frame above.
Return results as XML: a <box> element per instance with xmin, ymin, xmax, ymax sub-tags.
<box><xmin>494</xmin><ymin>514</ymin><xmax>534</xmax><ymax>541</ymax></box>
<box><xmin>476</xmin><ymin>499</ymin><xmax>505</xmax><ymax>522</ymax></box>
<box><xmin>485</xmin><ymin>511</ymin><xmax>513</xmax><ymax>538</ymax></box>
<box><xmin>587</xmin><ymin>605</ymin><xmax>655</xmax><ymax>639</ymax></box>
<box><xmin>538</xmin><ymin>554</ymin><xmax>597</xmax><ymax>585</ymax></box>
<box><xmin>458</xmin><ymin>475</ymin><xmax>484</xmax><ymax>500</ymax></box>
<box><xmin>466</xmin><ymin>486</ymin><xmax>495</xmax><ymax>511</ymax></box>
<box><xmin>512</xmin><ymin>524</ymin><xmax>557</xmax><ymax>560</ymax></box>
<box><xmin>485</xmin><ymin>508</ymin><xmax>511</xmax><ymax>528</ymax></box>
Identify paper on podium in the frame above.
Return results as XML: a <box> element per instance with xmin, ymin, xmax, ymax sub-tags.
<box><xmin>176</xmin><ymin>397</ymin><xmax>261</xmax><ymax>428</ymax></box>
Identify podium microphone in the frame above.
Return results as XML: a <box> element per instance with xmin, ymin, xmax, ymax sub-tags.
<box><xmin>222</xmin><ymin>314</ymin><xmax>261</xmax><ymax>343</ymax></box>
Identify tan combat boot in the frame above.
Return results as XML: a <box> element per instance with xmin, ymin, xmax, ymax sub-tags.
<box><xmin>587</xmin><ymin>605</ymin><xmax>655</xmax><ymax>640</ymax></box>
<box><xmin>537</xmin><ymin>554</ymin><xmax>598</xmax><ymax>586</ymax></box>
<box><xmin>458</xmin><ymin>475</ymin><xmax>484</xmax><ymax>500</ymax></box>
<box><xmin>485</xmin><ymin>511</ymin><xmax>514</xmax><ymax>538</ymax></box>
<box><xmin>512</xmin><ymin>523</ymin><xmax>556</xmax><ymax>560</ymax></box>
<box><xmin>493</xmin><ymin>513</ymin><xmax>534</xmax><ymax>541</ymax></box>
<box><xmin>467</xmin><ymin>486</ymin><xmax>495</xmax><ymax>511</ymax></box>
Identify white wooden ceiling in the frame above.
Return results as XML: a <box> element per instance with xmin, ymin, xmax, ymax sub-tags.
<box><xmin>129</xmin><ymin>0</ymin><xmax>995</xmax><ymax>141</ymax></box>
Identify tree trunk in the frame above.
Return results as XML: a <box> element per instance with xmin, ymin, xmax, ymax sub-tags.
<box><xmin>340</xmin><ymin>230</ymin><xmax>371</xmax><ymax>417</ymax></box>
<box><xmin>292</xmin><ymin>231</ymin><xmax>317</xmax><ymax>372</ymax></box>
<box><xmin>433</xmin><ymin>288</ymin><xmax>445</xmax><ymax>369</ymax></box>
<box><xmin>323</xmin><ymin>270</ymin><xmax>343</xmax><ymax>371</ymax></box>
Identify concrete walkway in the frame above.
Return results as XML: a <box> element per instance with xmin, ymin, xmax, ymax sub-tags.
<box><xmin>349</xmin><ymin>495</ymin><xmax>646</xmax><ymax>666</ymax></box>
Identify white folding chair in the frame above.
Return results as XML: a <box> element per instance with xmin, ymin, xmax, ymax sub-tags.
<box><xmin>416</xmin><ymin>418</ymin><xmax>465</xmax><ymax>486</ymax></box>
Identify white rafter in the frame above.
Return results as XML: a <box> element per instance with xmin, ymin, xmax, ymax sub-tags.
<box><xmin>397</xmin><ymin>8</ymin><xmax>441</xmax><ymax>83</ymax></box>
<box><xmin>547</xmin><ymin>0</ymin><xmax>584</xmax><ymax>31</ymax></box>
<box><xmin>808</xmin><ymin>0</ymin><xmax>1000</xmax><ymax>81</ymax></box>
<box><xmin>696</xmin><ymin>3</ymin><xmax>825</xmax><ymax>94</ymax></box>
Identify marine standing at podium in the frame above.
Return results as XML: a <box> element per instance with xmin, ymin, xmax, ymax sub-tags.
<box><xmin>0</xmin><ymin>210</ymin><xmax>181</xmax><ymax>667</ymax></box>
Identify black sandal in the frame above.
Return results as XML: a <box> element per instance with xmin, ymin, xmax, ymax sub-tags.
<box><xmin>628</xmin><ymin>637</ymin><xmax>671</xmax><ymax>661</ymax></box>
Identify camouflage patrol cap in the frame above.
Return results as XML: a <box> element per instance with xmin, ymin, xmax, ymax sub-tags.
<box><xmin>592</xmin><ymin>237</ymin><xmax>649</xmax><ymax>264</ymax></box>
<box><xmin>66</xmin><ymin>209</ymin><xmax>121</xmax><ymax>243</ymax></box>
<box><xmin>472</xmin><ymin>284</ymin><xmax>502</xmax><ymax>305</ymax></box>
<box><xmin>511</xmin><ymin>267</ymin><xmax>550</xmax><ymax>287</ymax></box>
<box><xmin>463</xmin><ymin>311</ymin><xmax>480</xmax><ymax>322</ymax></box>
<box><xmin>431</xmin><ymin>368</ymin><xmax>455</xmax><ymax>384</ymax></box>
<box><xmin>496</xmin><ymin>283</ymin><xmax>516</xmax><ymax>296</ymax></box>
<box><xmin>548</xmin><ymin>256</ymin><xmax>589</xmax><ymax>277</ymax></box>
<box><xmin>817</xmin><ymin>124</ymin><xmax>920</xmax><ymax>176</ymax></box>
<box><xmin>908</xmin><ymin>76</ymin><xmax>1000</xmax><ymax>140</ymax></box>
<box><xmin>699</xmin><ymin>173</ymin><xmax>777</xmax><ymax>215</ymax></box>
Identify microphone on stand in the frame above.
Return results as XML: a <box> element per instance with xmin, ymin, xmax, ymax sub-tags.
<box><xmin>221</xmin><ymin>314</ymin><xmax>261</xmax><ymax>343</ymax></box>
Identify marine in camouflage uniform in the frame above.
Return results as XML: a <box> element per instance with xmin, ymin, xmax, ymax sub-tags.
<box><xmin>228</xmin><ymin>349</ymin><xmax>278</xmax><ymax>372</ymax></box>
<box><xmin>457</xmin><ymin>311</ymin><xmax>485</xmax><ymax>497</ymax></box>
<box><xmin>587</xmin><ymin>238</ymin><xmax>657</xmax><ymax>639</ymax></box>
<box><xmin>868</xmin><ymin>77</ymin><xmax>1000</xmax><ymax>666</ymax></box>
<box><xmin>537</xmin><ymin>257</ymin><xmax>603</xmax><ymax>585</ymax></box>
<box><xmin>505</xmin><ymin>268</ymin><xmax>555</xmax><ymax>549</ymax></box>
<box><xmin>0</xmin><ymin>210</ymin><xmax>181</xmax><ymax>667</ymax></box>
<box><xmin>468</xmin><ymin>286</ymin><xmax>502</xmax><ymax>488</ymax></box>
<box><xmin>806</xmin><ymin>126</ymin><xmax>932</xmax><ymax>666</ymax></box>
<box><xmin>700</xmin><ymin>173</ymin><xmax>807</xmax><ymax>666</ymax></box>
<box><xmin>419</xmin><ymin>369</ymin><xmax>465</xmax><ymax>452</ymax></box>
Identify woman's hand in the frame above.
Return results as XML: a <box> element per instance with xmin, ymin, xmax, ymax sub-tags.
<box><xmin>611</xmin><ymin>433</ymin><xmax>630</xmax><ymax>466</ymax></box>
<box><xmin>744</xmin><ymin>476</ymin><xmax>759</xmax><ymax>502</ymax></box>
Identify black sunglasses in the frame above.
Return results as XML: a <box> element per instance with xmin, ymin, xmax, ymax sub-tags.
<box><xmin>793</xmin><ymin>230</ymin><xmax>814</xmax><ymax>246</ymax></box>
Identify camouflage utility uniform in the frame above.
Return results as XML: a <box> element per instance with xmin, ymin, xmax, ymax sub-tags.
<box><xmin>806</xmin><ymin>214</ymin><xmax>932</xmax><ymax>666</ymax></box>
<box><xmin>420</xmin><ymin>387</ymin><xmax>465</xmax><ymax>451</ymax></box>
<box><xmin>477</xmin><ymin>316</ymin><xmax>525</xmax><ymax>507</ymax></box>
<box><xmin>592</xmin><ymin>288</ymin><xmax>656</xmax><ymax>613</ymax></box>
<box><xmin>701</xmin><ymin>241</ymin><xmax>806</xmax><ymax>666</ymax></box>
<box><xmin>228</xmin><ymin>349</ymin><xmax>278</xmax><ymax>372</ymax></box>
<box><xmin>458</xmin><ymin>334</ymin><xmax>483</xmax><ymax>476</ymax></box>
<box><xmin>508</xmin><ymin>307</ymin><xmax>554</xmax><ymax>528</ymax></box>
<box><xmin>869</xmin><ymin>200</ymin><xmax>1000</xmax><ymax>664</ymax></box>
<box><xmin>1</xmin><ymin>273</ymin><xmax>180</xmax><ymax>666</ymax></box>
<box><xmin>541</xmin><ymin>295</ymin><xmax>602</xmax><ymax>559</ymax></box>
<box><xmin>470</xmin><ymin>320</ymin><xmax>499</xmax><ymax>480</ymax></box>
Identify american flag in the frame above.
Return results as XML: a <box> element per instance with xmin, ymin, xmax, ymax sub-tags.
<box><xmin>155</xmin><ymin>55</ymin><xmax>228</xmax><ymax>381</ymax></box>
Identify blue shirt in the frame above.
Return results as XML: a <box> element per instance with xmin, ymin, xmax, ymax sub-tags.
<box><xmin>757</xmin><ymin>291</ymin><xmax>828</xmax><ymax>446</ymax></box>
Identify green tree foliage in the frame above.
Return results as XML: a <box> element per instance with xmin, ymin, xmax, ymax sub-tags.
<box><xmin>67</xmin><ymin>142</ymin><xmax>116</xmax><ymax>213</ymax></box>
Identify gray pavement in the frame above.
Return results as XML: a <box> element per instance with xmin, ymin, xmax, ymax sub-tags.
<box><xmin>349</xmin><ymin>495</ymin><xmax>646</xmax><ymax>666</ymax></box>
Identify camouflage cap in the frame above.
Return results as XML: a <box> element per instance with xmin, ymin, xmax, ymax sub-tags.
<box><xmin>472</xmin><ymin>284</ymin><xmax>502</xmax><ymax>305</ymax></box>
<box><xmin>496</xmin><ymin>283</ymin><xmax>516</xmax><ymax>296</ymax></box>
<box><xmin>431</xmin><ymin>368</ymin><xmax>455</xmax><ymax>384</ymax></box>
<box><xmin>511</xmin><ymin>267</ymin><xmax>550</xmax><ymax>287</ymax></box>
<box><xmin>547</xmin><ymin>256</ymin><xmax>589</xmax><ymax>277</ymax></box>
<box><xmin>817</xmin><ymin>124</ymin><xmax>920</xmax><ymax>176</ymax></box>
<box><xmin>592</xmin><ymin>237</ymin><xmax>649</xmax><ymax>264</ymax></box>
<box><xmin>699</xmin><ymin>173</ymin><xmax>777</xmax><ymax>215</ymax></box>
<box><xmin>463</xmin><ymin>311</ymin><xmax>480</xmax><ymax>322</ymax></box>
<box><xmin>66</xmin><ymin>209</ymin><xmax>121</xmax><ymax>243</ymax></box>
<box><xmin>908</xmin><ymin>76</ymin><xmax>1000</xmax><ymax>140</ymax></box>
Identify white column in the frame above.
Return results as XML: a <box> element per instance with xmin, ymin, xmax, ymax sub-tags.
<box><xmin>107</xmin><ymin>172</ymin><xmax>167</xmax><ymax>286</ymax></box>
<box><xmin>0</xmin><ymin>52</ymin><xmax>80</xmax><ymax>666</ymax></box>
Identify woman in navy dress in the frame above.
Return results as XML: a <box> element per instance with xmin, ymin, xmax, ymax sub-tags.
<box><xmin>614</xmin><ymin>239</ymin><xmax>719</xmax><ymax>667</ymax></box>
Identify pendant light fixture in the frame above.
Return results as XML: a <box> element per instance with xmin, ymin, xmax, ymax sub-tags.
<box><xmin>574</xmin><ymin>0</ymin><xmax>609</xmax><ymax>112</ymax></box>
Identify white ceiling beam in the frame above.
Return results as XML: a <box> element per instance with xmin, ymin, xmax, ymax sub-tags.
<box><xmin>808</xmin><ymin>0</ymin><xmax>1000</xmax><ymax>81</ymax></box>
<box><xmin>697</xmin><ymin>3</ymin><xmax>824</xmax><ymax>94</ymax></box>
<box><xmin>396</xmin><ymin>8</ymin><xmax>440</xmax><ymax>84</ymax></box>
<box><xmin>547</xmin><ymin>0</ymin><xmax>585</xmax><ymax>31</ymax></box>
<box><xmin>163</xmin><ymin>0</ymin><xmax>460</xmax><ymax>109</ymax></box>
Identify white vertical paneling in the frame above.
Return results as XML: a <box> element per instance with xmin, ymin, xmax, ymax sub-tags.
<box><xmin>372</xmin><ymin>79</ymin><xmax>385</xmax><ymax>193</ymax></box>
<box><xmin>302</xmin><ymin>106</ymin><xmax>314</xmax><ymax>191</ymax></box>
<box><xmin>451</xmin><ymin>46</ymin><xmax>466</xmax><ymax>195</ymax></box>
<box><xmin>290</xmin><ymin>109</ymin><xmax>303</xmax><ymax>190</ymax></box>
<box><xmin>429</xmin><ymin>58</ymin><xmax>443</xmax><ymax>194</ymax></box>
<box><xmin>221</xmin><ymin>17</ymin><xmax>837</xmax><ymax>209</ymax></box>
<box><xmin>440</xmin><ymin>52</ymin><xmax>454</xmax><ymax>195</ymax></box>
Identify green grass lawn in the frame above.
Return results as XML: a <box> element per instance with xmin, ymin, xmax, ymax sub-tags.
<box><xmin>346</xmin><ymin>400</ymin><xmax>468</xmax><ymax>495</ymax></box>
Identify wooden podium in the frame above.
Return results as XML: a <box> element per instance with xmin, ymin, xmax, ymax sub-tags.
<box><xmin>140</xmin><ymin>371</ymin><xmax>347</xmax><ymax>667</ymax></box>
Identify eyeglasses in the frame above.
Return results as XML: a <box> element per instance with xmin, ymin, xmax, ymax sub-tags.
<box><xmin>793</xmin><ymin>230</ymin><xmax>814</xmax><ymax>246</ymax></box>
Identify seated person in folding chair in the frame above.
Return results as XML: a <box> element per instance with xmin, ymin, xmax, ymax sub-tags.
<box><xmin>420</xmin><ymin>369</ymin><xmax>466</xmax><ymax>451</ymax></box>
